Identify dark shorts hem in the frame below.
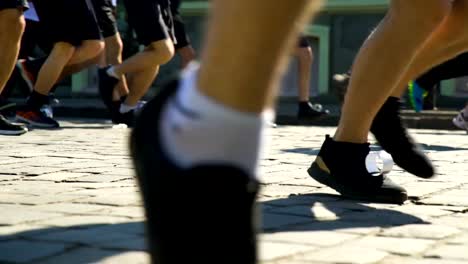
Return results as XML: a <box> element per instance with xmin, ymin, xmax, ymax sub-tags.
<box><xmin>34</xmin><ymin>0</ymin><xmax>102</xmax><ymax>47</ymax></box>
<box><xmin>0</xmin><ymin>0</ymin><xmax>28</xmax><ymax>11</ymax></box>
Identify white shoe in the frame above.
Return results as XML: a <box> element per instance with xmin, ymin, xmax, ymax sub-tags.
<box><xmin>452</xmin><ymin>111</ymin><xmax>468</xmax><ymax>131</ymax></box>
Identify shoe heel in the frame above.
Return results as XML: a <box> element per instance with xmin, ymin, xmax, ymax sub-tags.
<box><xmin>307</xmin><ymin>159</ymin><xmax>331</xmax><ymax>186</ymax></box>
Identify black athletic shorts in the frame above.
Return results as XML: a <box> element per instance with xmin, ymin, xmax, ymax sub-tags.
<box><xmin>171</xmin><ymin>0</ymin><xmax>191</xmax><ymax>50</ymax></box>
<box><xmin>91</xmin><ymin>0</ymin><xmax>118</xmax><ymax>38</ymax></box>
<box><xmin>123</xmin><ymin>0</ymin><xmax>175</xmax><ymax>46</ymax></box>
<box><xmin>298</xmin><ymin>36</ymin><xmax>311</xmax><ymax>48</ymax></box>
<box><xmin>34</xmin><ymin>0</ymin><xmax>102</xmax><ymax>46</ymax></box>
<box><xmin>0</xmin><ymin>0</ymin><xmax>28</xmax><ymax>11</ymax></box>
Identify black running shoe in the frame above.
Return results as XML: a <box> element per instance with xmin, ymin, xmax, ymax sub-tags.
<box><xmin>308</xmin><ymin>135</ymin><xmax>408</xmax><ymax>204</ymax></box>
<box><xmin>98</xmin><ymin>66</ymin><xmax>119</xmax><ymax>109</ymax></box>
<box><xmin>49</xmin><ymin>93</ymin><xmax>60</xmax><ymax>106</ymax></box>
<box><xmin>0</xmin><ymin>97</ymin><xmax>16</xmax><ymax>117</ymax></box>
<box><xmin>16</xmin><ymin>106</ymin><xmax>60</xmax><ymax>128</ymax></box>
<box><xmin>114</xmin><ymin>101</ymin><xmax>147</xmax><ymax>127</ymax></box>
<box><xmin>115</xmin><ymin>110</ymin><xmax>136</xmax><ymax>127</ymax></box>
<box><xmin>130</xmin><ymin>80</ymin><xmax>259</xmax><ymax>263</ymax></box>
<box><xmin>110</xmin><ymin>100</ymin><xmax>122</xmax><ymax>124</ymax></box>
<box><xmin>371</xmin><ymin>97</ymin><xmax>434</xmax><ymax>178</ymax></box>
<box><xmin>0</xmin><ymin>114</ymin><xmax>28</xmax><ymax>136</ymax></box>
<box><xmin>297</xmin><ymin>102</ymin><xmax>330</xmax><ymax>120</ymax></box>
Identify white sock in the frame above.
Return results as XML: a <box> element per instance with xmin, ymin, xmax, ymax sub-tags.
<box><xmin>159</xmin><ymin>66</ymin><xmax>272</xmax><ymax>178</ymax></box>
<box><xmin>120</xmin><ymin>103</ymin><xmax>136</xmax><ymax>113</ymax></box>
<box><xmin>106</xmin><ymin>66</ymin><xmax>120</xmax><ymax>79</ymax></box>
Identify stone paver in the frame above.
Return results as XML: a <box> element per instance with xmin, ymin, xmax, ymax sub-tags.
<box><xmin>297</xmin><ymin>244</ymin><xmax>388</xmax><ymax>264</ymax></box>
<box><xmin>0</xmin><ymin>120</ymin><xmax>467</xmax><ymax>264</ymax></box>
<box><xmin>425</xmin><ymin>245</ymin><xmax>468</xmax><ymax>260</ymax></box>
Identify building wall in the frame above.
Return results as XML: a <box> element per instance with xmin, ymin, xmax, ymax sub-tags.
<box><xmin>70</xmin><ymin>0</ymin><xmax>389</xmax><ymax>99</ymax></box>
<box><xmin>66</xmin><ymin>0</ymin><xmax>464</xmax><ymax>102</ymax></box>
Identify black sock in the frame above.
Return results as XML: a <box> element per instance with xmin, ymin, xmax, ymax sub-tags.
<box><xmin>27</xmin><ymin>91</ymin><xmax>50</xmax><ymax>109</ymax></box>
<box><xmin>298</xmin><ymin>101</ymin><xmax>311</xmax><ymax>111</ymax></box>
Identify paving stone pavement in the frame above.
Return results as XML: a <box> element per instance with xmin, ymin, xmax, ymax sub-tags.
<box><xmin>0</xmin><ymin>119</ymin><xmax>467</xmax><ymax>264</ymax></box>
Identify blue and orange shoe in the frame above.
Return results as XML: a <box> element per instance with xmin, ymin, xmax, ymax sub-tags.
<box><xmin>408</xmin><ymin>81</ymin><xmax>428</xmax><ymax>112</ymax></box>
<box><xmin>16</xmin><ymin>106</ymin><xmax>60</xmax><ymax>129</ymax></box>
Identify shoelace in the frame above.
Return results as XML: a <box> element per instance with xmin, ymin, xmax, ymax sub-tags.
<box><xmin>40</xmin><ymin>105</ymin><xmax>54</xmax><ymax>118</ymax></box>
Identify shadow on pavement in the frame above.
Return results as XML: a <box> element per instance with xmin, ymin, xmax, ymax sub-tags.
<box><xmin>0</xmin><ymin>194</ymin><xmax>427</xmax><ymax>263</ymax></box>
<box><xmin>261</xmin><ymin>193</ymin><xmax>427</xmax><ymax>234</ymax></box>
<box><xmin>282</xmin><ymin>143</ymin><xmax>467</xmax><ymax>156</ymax></box>
<box><xmin>419</xmin><ymin>144</ymin><xmax>468</xmax><ymax>152</ymax></box>
<box><xmin>0</xmin><ymin>221</ymin><xmax>147</xmax><ymax>264</ymax></box>
<box><xmin>281</xmin><ymin>145</ymin><xmax>384</xmax><ymax>156</ymax></box>
<box><xmin>414</xmin><ymin>130</ymin><xmax>467</xmax><ymax>136</ymax></box>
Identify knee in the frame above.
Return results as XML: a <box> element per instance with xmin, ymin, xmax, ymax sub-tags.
<box><xmin>52</xmin><ymin>42</ymin><xmax>76</xmax><ymax>58</ymax></box>
<box><xmin>81</xmin><ymin>40</ymin><xmax>105</xmax><ymax>58</ymax></box>
<box><xmin>147</xmin><ymin>39</ymin><xmax>175</xmax><ymax>65</ymax></box>
<box><xmin>389</xmin><ymin>0</ymin><xmax>450</xmax><ymax>31</ymax></box>
<box><xmin>0</xmin><ymin>9</ymin><xmax>26</xmax><ymax>38</ymax></box>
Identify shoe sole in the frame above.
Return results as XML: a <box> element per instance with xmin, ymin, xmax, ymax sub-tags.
<box><xmin>308</xmin><ymin>162</ymin><xmax>407</xmax><ymax>204</ymax></box>
<box><xmin>15</xmin><ymin>115</ymin><xmax>59</xmax><ymax>129</ymax></box>
<box><xmin>297</xmin><ymin>113</ymin><xmax>329</xmax><ymax>122</ymax></box>
<box><xmin>0</xmin><ymin>128</ymin><xmax>28</xmax><ymax>136</ymax></box>
<box><xmin>0</xmin><ymin>103</ymin><xmax>16</xmax><ymax>112</ymax></box>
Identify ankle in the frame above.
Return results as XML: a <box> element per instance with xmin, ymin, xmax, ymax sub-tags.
<box><xmin>333</xmin><ymin>130</ymin><xmax>368</xmax><ymax>144</ymax></box>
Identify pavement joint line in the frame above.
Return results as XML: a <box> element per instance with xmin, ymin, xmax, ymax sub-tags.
<box><xmin>0</xmin><ymin>121</ymin><xmax>467</xmax><ymax>263</ymax></box>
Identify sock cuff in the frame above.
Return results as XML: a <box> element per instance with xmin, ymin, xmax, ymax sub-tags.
<box><xmin>107</xmin><ymin>66</ymin><xmax>120</xmax><ymax>79</ymax></box>
<box><xmin>120</xmin><ymin>103</ymin><xmax>136</xmax><ymax>114</ymax></box>
<box><xmin>177</xmin><ymin>63</ymin><xmax>274</xmax><ymax>126</ymax></box>
<box><xmin>27</xmin><ymin>91</ymin><xmax>49</xmax><ymax>108</ymax></box>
